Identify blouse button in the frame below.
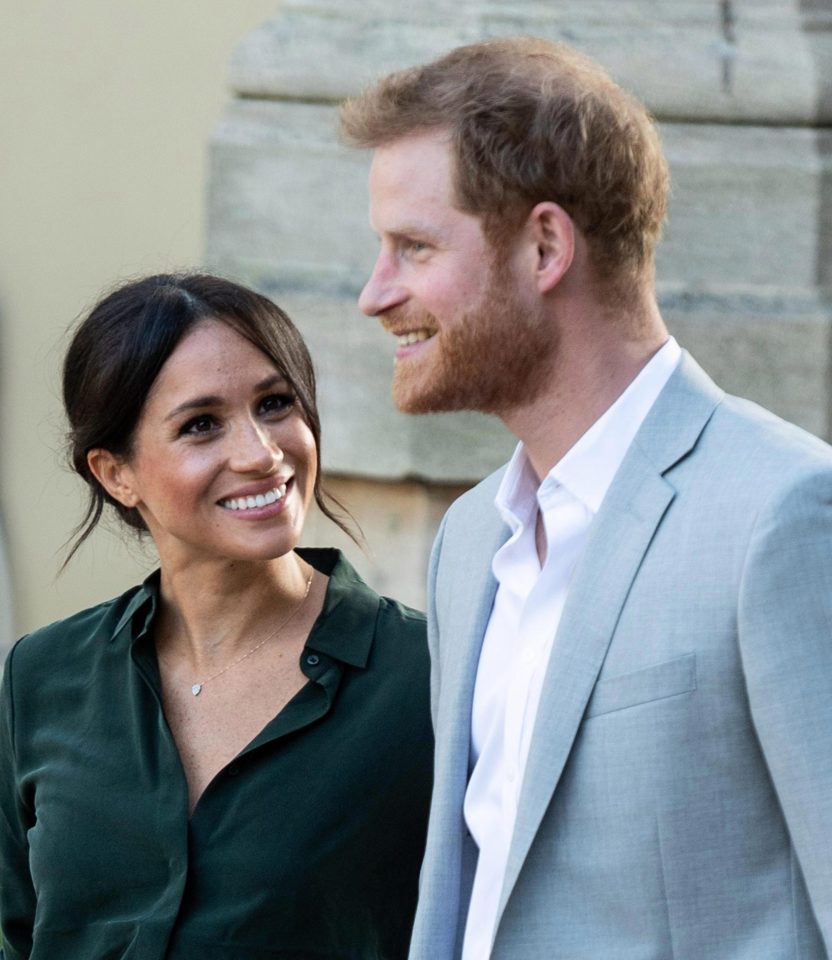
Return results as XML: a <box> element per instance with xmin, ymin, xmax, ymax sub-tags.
<box><xmin>306</xmin><ymin>654</ymin><xmax>320</xmax><ymax>666</ymax></box>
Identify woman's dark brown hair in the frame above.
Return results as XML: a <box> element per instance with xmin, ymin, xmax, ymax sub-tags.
<box><xmin>63</xmin><ymin>272</ymin><xmax>354</xmax><ymax>564</ymax></box>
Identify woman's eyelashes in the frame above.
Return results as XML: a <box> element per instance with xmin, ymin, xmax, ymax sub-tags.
<box><xmin>179</xmin><ymin>414</ymin><xmax>218</xmax><ymax>437</ymax></box>
<box><xmin>176</xmin><ymin>394</ymin><xmax>296</xmax><ymax>439</ymax></box>
<box><xmin>259</xmin><ymin>392</ymin><xmax>295</xmax><ymax>417</ymax></box>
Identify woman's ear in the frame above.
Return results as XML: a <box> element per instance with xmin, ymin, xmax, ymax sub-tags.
<box><xmin>86</xmin><ymin>449</ymin><xmax>139</xmax><ymax>509</ymax></box>
<box><xmin>527</xmin><ymin>201</ymin><xmax>575</xmax><ymax>293</ymax></box>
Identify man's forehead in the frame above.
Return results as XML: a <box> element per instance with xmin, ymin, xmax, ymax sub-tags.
<box><xmin>368</xmin><ymin>132</ymin><xmax>457</xmax><ymax>223</ymax></box>
<box><xmin>370</xmin><ymin>130</ymin><xmax>452</xmax><ymax>180</ymax></box>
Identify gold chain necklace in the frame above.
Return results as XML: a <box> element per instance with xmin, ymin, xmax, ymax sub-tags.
<box><xmin>190</xmin><ymin>569</ymin><xmax>314</xmax><ymax>697</ymax></box>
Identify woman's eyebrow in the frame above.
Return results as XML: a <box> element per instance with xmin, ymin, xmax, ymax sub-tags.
<box><xmin>255</xmin><ymin>374</ymin><xmax>288</xmax><ymax>392</ymax></box>
<box><xmin>164</xmin><ymin>395</ymin><xmax>223</xmax><ymax>422</ymax></box>
<box><xmin>163</xmin><ymin>376</ymin><xmax>289</xmax><ymax>422</ymax></box>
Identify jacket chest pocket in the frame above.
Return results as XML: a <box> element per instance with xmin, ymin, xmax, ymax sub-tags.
<box><xmin>584</xmin><ymin>653</ymin><xmax>696</xmax><ymax>719</ymax></box>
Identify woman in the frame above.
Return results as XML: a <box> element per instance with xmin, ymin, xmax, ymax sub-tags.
<box><xmin>0</xmin><ymin>274</ymin><xmax>433</xmax><ymax>959</ymax></box>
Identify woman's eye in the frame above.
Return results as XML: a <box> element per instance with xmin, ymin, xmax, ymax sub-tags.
<box><xmin>259</xmin><ymin>393</ymin><xmax>295</xmax><ymax>416</ymax></box>
<box><xmin>180</xmin><ymin>415</ymin><xmax>217</xmax><ymax>436</ymax></box>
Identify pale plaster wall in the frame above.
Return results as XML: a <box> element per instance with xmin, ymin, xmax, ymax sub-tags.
<box><xmin>0</xmin><ymin>1</ymin><xmax>284</xmax><ymax>641</ymax></box>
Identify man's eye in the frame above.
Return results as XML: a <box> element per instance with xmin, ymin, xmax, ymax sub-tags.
<box><xmin>260</xmin><ymin>393</ymin><xmax>295</xmax><ymax>416</ymax></box>
<box><xmin>181</xmin><ymin>415</ymin><xmax>216</xmax><ymax>435</ymax></box>
<box><xmin>398</xmin><ymin>239</ymin><xmax>429</xmax><ymax>259</ymax></box>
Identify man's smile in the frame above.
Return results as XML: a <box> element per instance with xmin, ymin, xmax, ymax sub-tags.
<box><xmin>396</xmin><ymin>330</ymin><xmax>434</xmax><ymax>347</ymax></box>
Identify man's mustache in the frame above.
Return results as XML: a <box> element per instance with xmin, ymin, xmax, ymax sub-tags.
<box><xmin>378</xmin><ymin>306</ymin><xmax>440</xmax><ymax>337</ymax></box>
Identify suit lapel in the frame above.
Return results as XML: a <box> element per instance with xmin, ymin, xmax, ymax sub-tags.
<box><xmin>498</xmin><ymin>449</ymin><xmax>674</xmax><ymax>912</ymax></box>
<box><xmin>413</xmin><ymin>504</ymin><xmax>509</xmax><ymax>959</ymax></box>
<box><xmin>434</xmin><ymin>508</ymin><xmax>509</xmax><ymax>776</ymax></box>
<box><xmin>498</xmin><ymin>352</ymin><xmax>724</xmax><ymax>915</ymax></box>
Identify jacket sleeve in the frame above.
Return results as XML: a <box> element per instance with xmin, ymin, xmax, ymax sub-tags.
<box><xmin>738</xmin><ymin>464</ymin><xmax>832</xmax><ymax>947</ymax></box>
<box><xmin>0</xmin><ymin>643</ymin><xmax>36</xmax><ymax>960</ymax></box>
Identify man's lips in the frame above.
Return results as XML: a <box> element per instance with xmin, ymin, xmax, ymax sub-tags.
<box><xmin>395</xmin><ymin>329</ymin><xmax>434</xmax><ymax>347</ymax></box>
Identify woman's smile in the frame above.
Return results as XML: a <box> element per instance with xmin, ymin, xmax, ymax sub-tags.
<box><xmin>218</xmin><ymin>478</ymin><xmax>292</xmax><ymax>514</ymax></box>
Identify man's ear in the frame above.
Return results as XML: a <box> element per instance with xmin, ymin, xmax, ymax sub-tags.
<box><xmin>527</xmin><ymin>201</ymin><xmax>575</xmax><ymax>294</ymax></box>
<box><xmin>86</xmin><ymin>449</ymin><xmax>139</xmax><ymax>509</ymax></box>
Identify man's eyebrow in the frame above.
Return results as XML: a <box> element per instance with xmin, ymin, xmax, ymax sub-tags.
<box><xmin>391</xmin><ymin>224</ymin><xmax>441</xmax><ymax>239</ymax></box>
<box><xmin>163</xmin><ymin>375</ymin><xmax>289</xmax><ymax>422</ymax></box>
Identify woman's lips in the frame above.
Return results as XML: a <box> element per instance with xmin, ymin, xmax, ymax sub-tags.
<box><xmin>218</xmin><ymin>480</ymin><xmax>290</xmax><ymax>512</ymax></box>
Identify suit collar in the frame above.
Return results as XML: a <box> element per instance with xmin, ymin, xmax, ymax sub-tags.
<box><xmin>629</xmin><ymin>350</ymin><xmax>724</xmax><ymax>476</ymax></box>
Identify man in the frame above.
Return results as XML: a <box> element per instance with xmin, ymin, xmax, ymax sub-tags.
<box><xmin>340</xmin><ymin>37</ymin><xmax>832</xmax><ymax>959</ymax></box>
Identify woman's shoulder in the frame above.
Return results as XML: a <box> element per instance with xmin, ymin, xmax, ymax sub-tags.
<box><xmin>301</xmin><ymin>547</ymin><xmax>427</xmax><ymax>656</ymax></box>
<box><xmin>8</xmin><ymin>576</ymin><xmax>157</xmax><ymax>676</ymax></box>
<box><xmin>375</xmin><ymin>594</ymin><xmax>426</xmax><ymax>640</ymax></box>
<box><xmin>302</xmin><ymin>548</ymin><xmax>425</xmax><ymax>615</ymax></box>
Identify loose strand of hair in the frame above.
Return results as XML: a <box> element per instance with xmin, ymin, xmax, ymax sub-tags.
<box><xmin>59</xmin><ymin>491</ymin><xmax>105</xmax><ymax>573</ymax></box>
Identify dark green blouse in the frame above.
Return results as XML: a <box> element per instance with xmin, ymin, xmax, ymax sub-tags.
<box><xmin>0</xmin><ymin>549</ymin><xmax>433</xmax><ymax>960</ymax></box>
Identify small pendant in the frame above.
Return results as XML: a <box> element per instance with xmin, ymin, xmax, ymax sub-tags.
<box><xmin>191</xmin><ymin>683</ymin><xmax>202</xmax><ymax>697</ymax></box>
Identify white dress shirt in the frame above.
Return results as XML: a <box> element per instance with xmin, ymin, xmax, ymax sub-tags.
<box><xmin>461</xmin><ymin>338</ymin><xmax>682</xmax><ymax>960</ymax></box>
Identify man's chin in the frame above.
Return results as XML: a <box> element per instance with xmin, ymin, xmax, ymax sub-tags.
<box><xmin>392</xmin><ymin>372</ymin><xmax>453</xmax><ymax>414</ymax></box>
<box><xmin>392</xmin><ymin>386</ymin><xmax>440</xmax><ymax>415</ymax></box>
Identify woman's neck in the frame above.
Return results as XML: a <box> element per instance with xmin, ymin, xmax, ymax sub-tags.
<box><xmin>154</xmin><ymin>552</ymin><xmax>314</xmax><ymax>671</ymax></box>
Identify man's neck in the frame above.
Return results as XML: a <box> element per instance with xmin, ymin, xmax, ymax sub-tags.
<box><xmin>502</xmin><ymin>307</ymin><xmax>669</xmax><ymax>482</ymax></box>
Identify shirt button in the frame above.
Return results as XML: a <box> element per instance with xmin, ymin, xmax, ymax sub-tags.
<box><xmin>306</xmin><ymin>654</ymin><xmax>320</xmax><ymax>666</ymax></box>
<box><xmin>227</xmin><ymin>763</ymin><xmax>240</xmax><ymax>777</ymax></box>
<box><xmin>507</xmin><ymin>768</ymin><xmax>517</xmax><ymax>783</ymax></box>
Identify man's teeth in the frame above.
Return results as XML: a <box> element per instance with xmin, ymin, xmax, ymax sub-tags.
<box><xmin>220</xmin><ymin>484</ymin><xmax>287</xmax><ymax>511</ymax></box>
<box><xmin>397</xmin><ymin>330</ymin><xmax>432</xmax><ymax>347</ymax></box>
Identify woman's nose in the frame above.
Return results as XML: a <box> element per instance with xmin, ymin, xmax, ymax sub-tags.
<box><xmin>230</xmin><ymin>420</ymin><xmax>282</xmax><ymax>473</ymax></box>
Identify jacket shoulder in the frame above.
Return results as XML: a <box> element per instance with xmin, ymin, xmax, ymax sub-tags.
<box><xmin>442</xmin><ymin>464</ymin><xmax>507</xmax><ymax>530</ymax></box>
<box><xmin>704</xmin><ymin>392</ymin><xmax>832</xmax><ymax>483</ymax></box>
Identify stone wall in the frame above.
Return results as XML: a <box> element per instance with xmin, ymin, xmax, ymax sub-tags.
<box><xmin>207</xmin><ymin>0</ymin><xmax>832</xmax><ymax>608</ymax></box>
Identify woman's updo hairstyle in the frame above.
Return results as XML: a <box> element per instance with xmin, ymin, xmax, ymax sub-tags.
<box><xmin>63</xmin><ymin>272</ymin><xmax>351</xmax><ymax>564</ymax></box>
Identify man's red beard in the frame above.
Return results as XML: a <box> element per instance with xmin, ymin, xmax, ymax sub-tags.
<box><xmin>382</xmin><ymin>260</ymin><xmax>554</xmax><ymax>416</ymax></box>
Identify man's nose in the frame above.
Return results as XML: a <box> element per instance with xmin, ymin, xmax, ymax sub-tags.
<box><xmin>358</xmin><ymin>252</ymin><xmax>407</xmax><ymax>317</ymax></box>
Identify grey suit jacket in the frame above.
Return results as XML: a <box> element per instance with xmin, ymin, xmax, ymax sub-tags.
<box><xmin>409</xmin><ymin>354</ymin><xmax>832</xmax><ymax>960</ymax></box>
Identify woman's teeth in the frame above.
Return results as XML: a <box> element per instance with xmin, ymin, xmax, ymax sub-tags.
<box><xmin>220</xmin><ymin>484</ymin><xmax>287</xmax><ymax>511</ymax></box>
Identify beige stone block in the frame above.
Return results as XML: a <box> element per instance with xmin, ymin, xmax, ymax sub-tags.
<box><xmin>661</xmin><ymin>288</ymin><xmax>832</xmax><ymax>439</ymax></box>
<box><xmin>229</xmin><ymin>0</ymin><xmax>831</xmax><ymax>124</ymax></box>
<box><xmin>207</xmin><ymin>101</ymin><xmax>369</xmax><ymax>289</ymax></box>
<box><xmin>208</xmin><ymin>103</ymin><xmax>832</xmax><ymax>297</ymax></box>
<box><xmin>659</xmin><ymin>123</ymin><xmax>830</xmax><ymax>291</ymax></box>
<box><xmin>300</xmin><ymin>474</ymin><xmax>470</xmax><ymax>610</ymax></box>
